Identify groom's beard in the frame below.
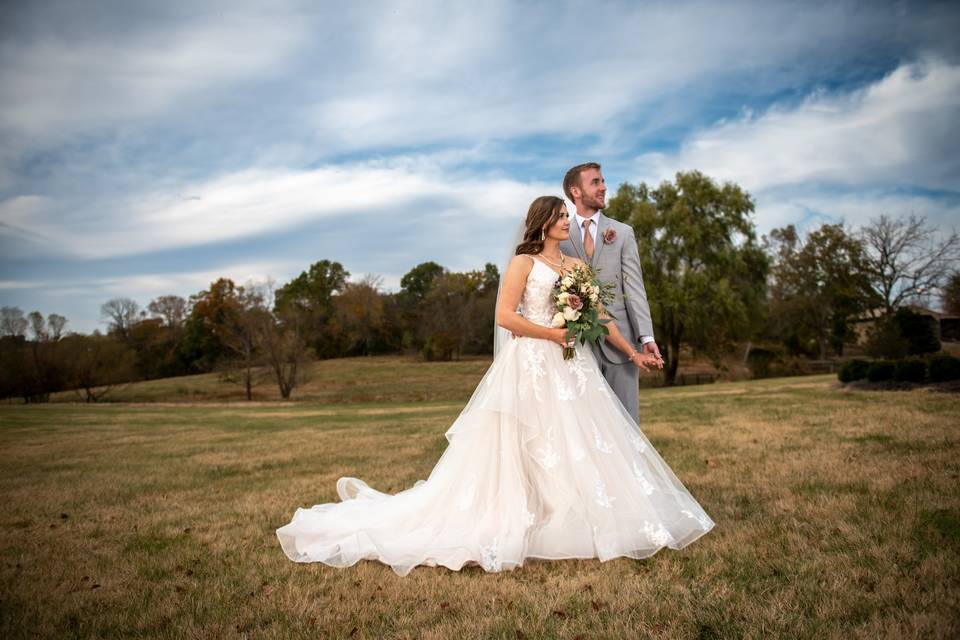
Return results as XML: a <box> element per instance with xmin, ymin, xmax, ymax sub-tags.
<box><xmin>584</xmin><ymin>195</ymin><xmax>605</xmax><ymax>211</ymax></box>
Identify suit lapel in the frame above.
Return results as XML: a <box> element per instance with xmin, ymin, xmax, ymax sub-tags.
<box><xmin>591</xmin><ymin>213</ymin><xmax>610</xmax><ymax>267</ymax></box>
<box><xmin>568</xmin><ymin>217</ymin><xmax>586</xmax><ymax>261</ymax></box>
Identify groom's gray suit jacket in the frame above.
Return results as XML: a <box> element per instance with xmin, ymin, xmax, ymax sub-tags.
<box><xmin>559</xmin><ymin>212</ymin><xmax>655</xmax><ymax>364</ymax></box>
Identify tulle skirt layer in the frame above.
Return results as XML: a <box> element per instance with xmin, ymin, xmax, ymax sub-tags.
<box><xmin>276</xmin><ymin>337</ymin><xmax>714</xmax><ymax>576</ymax></box>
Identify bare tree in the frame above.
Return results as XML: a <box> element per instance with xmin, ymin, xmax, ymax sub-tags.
<box><xmin>255</xmin><ymin>281</ymin><xmax>310</xmax><ymax>400</ymax></box>
<box><xmin>47</xmin><ymin>314</ymin><xmax>67</xmax><ymax>341</ymax></box>
<box><xmin>1</xmin><ymin>306</ymin><xmax>28</xmax><ymax>337</ymax></box>
<box><xmin>218</xmin><ymin>283</ymin><xmax>270</xmax><ymax>401</ymax></box>
<box><xmin>27</xmin><ymin>311</ymin><xmax>47</xmax><ymax>341</ymax></box>
<box><xmin>860</xmin><ymin>214</ymin><xmax>960</xmax><ymax>314</ymax></box>
<box><xmin>59</xmin><ymin>334</ymin><xmax>136</xmax><ymax>402</ymax></box>
<box><xmin>23</xmin><ymin>310</ymin><xmax>64</xmax><ymax>402</ymax></box>
<box><xmin>101</xmin><ymin>297</ymin><xmax>140</xmax><ymax>339</ymax></box>
<box><xmin>147</xmin><ymin>295</ymin><xmax>187</xmax><ymax>330</ymax></box>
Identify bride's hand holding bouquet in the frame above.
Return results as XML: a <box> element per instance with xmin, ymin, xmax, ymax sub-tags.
<box><xmin>550</xmin><ymin>263</ymin><xmax>661</xmax><ymax>371</ymax></box>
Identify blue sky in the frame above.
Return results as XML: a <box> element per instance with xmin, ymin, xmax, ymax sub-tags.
<box><xmin>1</xmin><ymin>0</ymin><xmax>959</xmax><ymax>333</ymax></box>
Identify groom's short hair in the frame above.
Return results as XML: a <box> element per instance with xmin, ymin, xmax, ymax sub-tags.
<box><xmin>563</xmin><ymin>162</ymin><xmax>602</xmax><ymax>200</ymax></box>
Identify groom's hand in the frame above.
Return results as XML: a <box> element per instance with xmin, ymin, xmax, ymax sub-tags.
<box><xmin>642</xmin><ymin>341</ymin><xmax>664</xmax><ymax>369</ymax></box>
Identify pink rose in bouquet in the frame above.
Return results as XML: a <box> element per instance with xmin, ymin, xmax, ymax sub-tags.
<box><xmin>551</xmin><ymin>264</ymin><xmax>616</xmax><ymax>360</ymax></box>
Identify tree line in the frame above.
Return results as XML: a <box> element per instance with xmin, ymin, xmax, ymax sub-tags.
<box><xmin>2</xmin><ymin>170</ymin><xmax>958</xmax><ymax>401</ymax></box>
<box><xmin>0</xmin><ymin>260</ymin><xmax>499</xmax><ymax>402</ymax></box>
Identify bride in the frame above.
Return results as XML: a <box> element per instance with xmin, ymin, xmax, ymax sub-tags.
<box><xmin>276</xmin><ymin>195</ymin><xmax>715</xmax><ymax>576</ymax></box>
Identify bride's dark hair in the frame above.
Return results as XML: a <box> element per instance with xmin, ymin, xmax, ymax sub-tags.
<box><xmin>515</xmin><ymin>196</ymin><xmax>566</xmax><ymax>256</ymax></box>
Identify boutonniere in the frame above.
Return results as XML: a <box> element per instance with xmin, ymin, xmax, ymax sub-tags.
<box><xmin>603</xmin><ymin>228</ymin><xmax>616</xmax><ymax>244</ymax></box>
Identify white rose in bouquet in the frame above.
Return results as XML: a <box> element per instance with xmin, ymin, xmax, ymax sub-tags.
<box><xmin>562</xmin><ymin>307</ymin><xmax>581</xmax><ymax>322</ymax></box>
<box><xmin>551</xmin><ymin>312</ymin><xmax>566</xmax><ymax>328</ymax></box>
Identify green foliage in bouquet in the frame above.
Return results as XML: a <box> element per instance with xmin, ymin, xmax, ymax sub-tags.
<box><xmin>550</xmin><ymin>264</ymin><xmax>617</xmax><ymax>359</ymax></box>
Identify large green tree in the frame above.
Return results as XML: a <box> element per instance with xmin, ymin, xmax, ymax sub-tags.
<box><xmin>767</xmin><ymin>223</ymin><xmax>876</xmax><ymax>358</ymax></box>
<box><xmin>400</xmin><ymin>261</ymin><xmax>445</xmax><ymax>301</ymax></box>
<box><xmin>418</xmin><ymin>264</ymin><xmax>499</xmax><ymax>360</ymax></box>
<box><xmin>177</xmin><ymin>278</ymin><xmax>243</xmax><ymax>372</ymax></box>
<box><xmin>332</xmin><ymin>275</ymin><xmax>390</xmax><ymax>356</ymax></box>
<box><xmin>275</xmin><ymin>260</ymin><xmax>349</xmax><ymax>358</ymax></box>
<box><xmin>605</xmin><ymin>170</ymin><xmax>769</xmax><ymax>384</ymax></box>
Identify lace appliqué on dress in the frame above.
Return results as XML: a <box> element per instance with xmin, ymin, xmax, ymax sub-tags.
<box><xmin>629</xmin><ymin>431</ymin><xmax>648</xmax><ymax>453</ymax></box>
<box><xmin>641</xmin><ymin>521</ymin><xmax>673</xmax><ymax>546</ymax></box>
<box><xmin>520</xmin><ymin>341</ymin><xmax>546</xmax><ymax>401</ymax></box>
<box><xmin>555</xmin><ymin>377</ymin><xmax>575</xmax><ymax>401</ymax></box>
<box><xmin>591</xmin><ymin>420</ymin><xmax>613</xmax><ymax>454</ymax></box>
<box><xmin>566</xmin><ymin>348</ymin><xmax>589</xmax><ymax>396</ymax></box>
<box><xmin>480</xmin><ymin>538</ymin><xmax>501</xmax><ymax>572</ymax></box>
<box><xmin>633</xmin><ymin>461</ymin><xmax>655</xmax><ymax>495</ymax></box>
<box><xmin>535</xmin><ymin>424</ymin><xmax>560</xmax><ymax>470</ymax></box>
<box><xmin>682</xmin><ymin>509</ymin><xmax>712</xmax><ymax>529</ymax></box>
<box><xmin>594</xmin><ymin>470</ymin><xmax>616</xmax><ymax>508</ymax></box>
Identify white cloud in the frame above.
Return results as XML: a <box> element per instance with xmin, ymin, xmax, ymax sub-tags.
<box><xmin>0</xmin><ymin>260</ymin><xmax>302</xmax><ymax>333</ymax></box>
<box><xmin>3</xmin><ymin>1</ymin><xmax>960</xmax><ymax>333</ymax></box>
<box><xmin>633</xmin><ymin>58</ymin><xmax>960</xmax><ymax>193</ymax></box>
<box><xmin>0</xmin><ymin>3</ymin><xmax>309</xmax><ymax>139</ymax></box>
<box><xmin>0</xmin><ymin>157</ymin><xmax>556</xmax><ymax>259</ymax></box>
<box><xmin>0</xmin><ymin>280</ymin><xmax>35</xmax><ymax>290</ymax></box>
<box><xmin>627</xmin><ymin>57</ymin><xmax>960</xmax><ymax>239</ymax></box>
<box><xmin>305</xmin><ymin>1</ymin><xmax>959</xmax><ymax>156</ymax></box>
<box><xmin>7</xmin><ymin>259</ymin><xmax>297</xmax><ymax>297</ymax></box>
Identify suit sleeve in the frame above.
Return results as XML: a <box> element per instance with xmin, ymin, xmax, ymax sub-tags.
<box><xmin>621</xmin><ymin>226</ymin><xmax>655</xmax><ymax>340</ymax></box>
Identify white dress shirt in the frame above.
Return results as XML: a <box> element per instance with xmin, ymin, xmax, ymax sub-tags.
<box><xmin>574</xmin><ymin>211</ymin><xmax>655</xmax><ymax>349</ymax></box>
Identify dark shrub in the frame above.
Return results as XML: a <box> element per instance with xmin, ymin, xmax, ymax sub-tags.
<box><xmin>838</xmin><ymin>359</ymin><xmax>870</xmax><ymax>383</ymax></box>
<box><xmin>421</xmin><ymin>332</ymin><xmax>458</xmax><ymax>361</ymax></box>
<box><xmin>866</xmin><ymin>360</ymin><xmax>895</xmax><ymax>382</ymax></box>
<box><xmin>928</xmin><ymin>354</ymin><xmax>960</xmax><ymax>383</ymax></box>
<box><xmin>895</xmin><ymin>308</ymin><xmax>940</xmax><ymax>355</ymax></box>
<box><xmin>747</xmin><ymin>347</ymin><xmax>778</xmax><ymax>379</ymax></box>
<box><xmin>893</xmin><ymin>358</ymin><xmax>927</xmax><ymax>383</ymax></box>
<box><xmin>865</xmin><ymin>316</ymin><xmax>909</xmax><ymax>359</ymax></box>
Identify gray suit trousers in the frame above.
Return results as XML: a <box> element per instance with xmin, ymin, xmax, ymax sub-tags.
<box><xmin>591</xmin><ymin>342</ymin><xmax>640</xmax><ymax>426</ymax></box>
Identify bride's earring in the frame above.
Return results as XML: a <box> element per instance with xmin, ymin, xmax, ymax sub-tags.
<box><xmin>540</xmin><ymin>228</ymin><xmax>545</xmax><ymax>241</ymax></box>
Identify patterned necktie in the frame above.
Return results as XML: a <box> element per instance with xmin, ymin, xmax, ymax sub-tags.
<box><xmin>582</xmin><ymin>218</ymin><xmax>594</xmax><ymax>259</ymax></box>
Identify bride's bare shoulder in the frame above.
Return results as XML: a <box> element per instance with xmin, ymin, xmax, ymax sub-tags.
<box><xmin>509</xmin><ymin>253</ymin><xmax>536</xmax><ymax>269</ymax></box>
<box><xmin>504</xmin><ymin>254</ymin><xmax>536</xmax><ymax>281</ymax></box>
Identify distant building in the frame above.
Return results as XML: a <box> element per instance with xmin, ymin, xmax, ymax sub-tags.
<box><xmin>851</xmin><ymin>305</ymin><xmax>959</xmax><ymax>344</ymax></box>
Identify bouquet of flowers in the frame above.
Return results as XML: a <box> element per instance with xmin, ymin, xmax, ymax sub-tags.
<box><xmin>550</xmin><ymin>264</ymin><xmax>616</xmax><ymax>359</ymax></box>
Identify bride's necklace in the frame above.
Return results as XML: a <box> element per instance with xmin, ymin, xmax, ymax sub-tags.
<box><xmin>538</xmin><ymin>252</ymin><xmax>566</xmax><ymax>271</ymax></box>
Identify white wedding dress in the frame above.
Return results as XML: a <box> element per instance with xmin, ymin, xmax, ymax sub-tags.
<box><xmin>276</xmin><ymin>257</ymin><xmax>715</xmax><ymax>576</ymax></box>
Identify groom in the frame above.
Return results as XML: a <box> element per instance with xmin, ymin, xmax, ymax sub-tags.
<box><xmin>560</xmin><ymin>162</ymin><xmax>662</xmax><ymax>425</ymax></box>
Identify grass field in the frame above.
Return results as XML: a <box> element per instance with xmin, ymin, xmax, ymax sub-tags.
<box><xmin>2</xmin><ymin>367</ymin><xmax>959</xmax><ymax>639</ymax></box>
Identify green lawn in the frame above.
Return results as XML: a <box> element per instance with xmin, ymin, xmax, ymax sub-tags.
<box><xmin>1</xmin><ymin>372</ymin><xmax>958</xmax><ymax>638</ymax></box>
